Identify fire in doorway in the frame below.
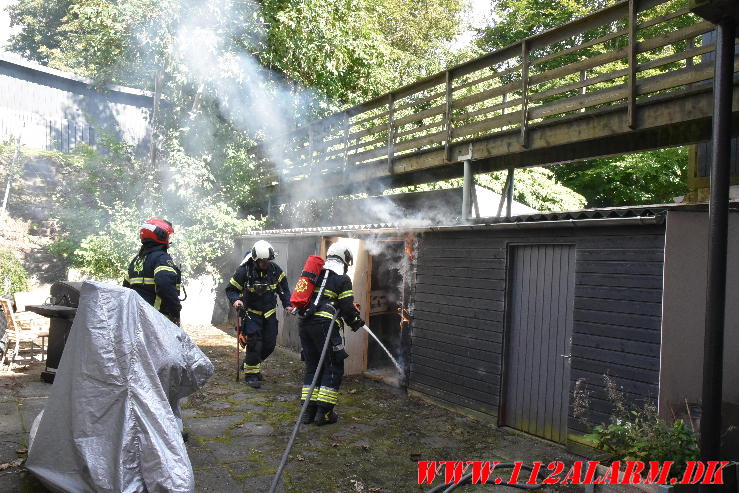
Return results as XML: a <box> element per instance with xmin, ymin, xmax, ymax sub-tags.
<box><xmin>364</xmin><ymin>235</ymin><xmax>416</xmax><ymax>386</ymax></box>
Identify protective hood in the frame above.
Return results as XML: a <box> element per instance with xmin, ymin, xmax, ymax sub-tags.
<box><xmin>26</xmin><ymin>281</ymin><xmax>214</xmax><ymax>493</ymax></box>
<box><xmin>324</xmin><ymin>257</ymin><xmax>346</xmax><ymax>275</ymax></box>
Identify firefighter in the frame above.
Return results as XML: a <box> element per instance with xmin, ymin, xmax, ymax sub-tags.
<box><xmin>298</xmin><ymin>241</ymin><xmax>364</xmax><ymax>426</ymax></box>
<box><xmin>123</xmin><ymin>218</ymin><xmax>182</xmax><ymax>325</ymax></box>
<box><xmin>226</xmin><ymin>240</ymin><xmax>291</xmax><ymax>388</ymax></box>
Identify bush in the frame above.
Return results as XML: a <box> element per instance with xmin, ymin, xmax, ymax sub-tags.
<box><xmin>585</xmin><ymin>376</ymin><xmax>699</xmax><ymax>477</ymax></box>
<box><xmin>0</xmin><ymin>249</ymin><xmax>29</xmax><ymax>295</ymax></box>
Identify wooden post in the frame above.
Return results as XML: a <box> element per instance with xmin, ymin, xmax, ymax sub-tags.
<box><xmin>520</xmin><ymin>40</ymin><xmax>529</xmax><ymax>148</ymax></box>
<box><xmin>387</xmin><ymin>93</ymin><xmax>395</xmax><ymax>174</ymax></box>
<box><xmin>627</xmin><ymin>0</ymin><xmax>637</xmax><ymax>129</ymax></box>
<box><xmin>444</xmin><ymin>70</ymin><xmax>453</xmax><ymax>162</ymax></box>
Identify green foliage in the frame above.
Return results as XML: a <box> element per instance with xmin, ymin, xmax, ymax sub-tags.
<box><xmin>553</xmin><ymin>147</ymin><xmax>688</xmax><ymax>207</ymax></box>
<box><xmin>385</xmin><ymin>167</ymin><xmax>586</xmax><ymax>212</ymax></box>
<box><xmin>585</xmin><ymin>376</ymin><xmax>699</xmax><ymax>477</ymax></box>
<box><xmin>46</xmin><ymin>137</ymin><xmax>261</xmax><ymax>281</ymax></box>
<box><xmin>0</xmin><ymin>250</ymin><xmax>29</xmax><ymax>296</ymax></box>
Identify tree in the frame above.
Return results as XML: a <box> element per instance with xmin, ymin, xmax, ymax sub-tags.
<box><xmin>553</xmin><ymin>147</ymin><xmax>687</xmax><ymax>207</ymax></box>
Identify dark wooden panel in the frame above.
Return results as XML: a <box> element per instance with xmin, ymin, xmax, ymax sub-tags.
<box><xmin>415</xmin><ymin>274</ymin><xmax>507</xmax><ymax>291</ymax></box>
<box><xmin>412</xmin><ymin>344</ymin><xmax>500</xmax><ymax>374</ymax></box>
<box><xmin>413</xmin><ymin>336</ymin><xmax>502</xmax><ymax>360</ymax></box>
<box><xmin>413</xmin><ymin>326</ymin><xmax>502</xmax><ymax>353</ymax></box>
<box><xmin>574</xmin><ymin>308</ymin><xmax>661</xmax><ymax>330</ymax></box>
<box><xmin>574</xmin><ymin>285</ymin><xmax>663</xmax><ymax>303</ymax></box>
<box><xmin>419</xmin><ymin>257</ymin><xmax>506</xmax><ymax>269</ymax></box>
<box><xmin>420</xmin><ymin>247</ymin><xmax>506</xmax><ymax>259</ymax></box>
<box><xmin>410</xmin><ymin>371</ymin><xmax>498</xmax><ymax>405</ymax></box>
<box><xmin>413</xmin><ymin>292</ymin><xmax>505</xmax><ymax>311</ymax></box>
<box><xmin>574</xmin><ymin>321</ymin><xmax>660</xmax><ymax>344</ymax></box>
<box><xmin>571</xmin><ymin>332</ymin><xmax>660</xmax><ymax>356</ymax></box>
<box><xmin>416</xmin><ymin>265</ymin><xmax>505</xmax><ymax>280</ymax></box>
<box><xmin>413</xmin><ymin>310</ymin><xmax>503</xmax><ymax>332</ymax></box>
<box><xmin>571</xmin><ymin>368</ymin><xmax>659</xmax><ymax>397</ymax></box>
<box><xmin>411</xmin><ymin>362</ymin><xmax>500</xmax><ymax>397</ymax></box>
<box><xmin>576</xmin><ymin>260</ymin><xmax>664</xmax><ymax>275</ymax></box>
<box><xmin>577</xmin><ymin>273</ymin><xmax>664</xmax><ymax>289</ymax></box>
<box><xmin>577</xmin><ymin>248</ymin><xmax>665</xmax><ymax>262</ymax></box>
<box><xmin>413</xmin><ymin>353</ymin><xmax>497</xmax><ymax>381</ymax></box>
<box><xmin>413</xmin><ymin>296</ymin><xmax>504</xmax><ymax>321</ymax></box>
<box><xmin>575</xmin><ymin>234</ymin><xmax>665</xmax><ymax>249</ymax></box>
<box><xmin>414</xmin><ymin>318</ymin><xmax>504</xmax><ymax>343</ymax></box>
<box><xmin>409</xmin><ymin>381</ymin><xmax>497</xmax><ymax>416</ymax></box>
<box><xmin>572</xmin><ymin>356</ymin><xmax>659</xmax><ymax>384</ymax></box>
<box><xmin>574</xmin><ymin>298</ymin><xmax>662</xmax><ymax>316</ymax></box>
<box><xmin>414</xmin><ymin>283</ymin><xmax>504</xmax><ymax>301</ymax></box>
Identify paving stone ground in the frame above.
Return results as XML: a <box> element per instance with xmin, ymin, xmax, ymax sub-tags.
<box><xmin>0</xmin><ymin>323</ymin><xmax>583</xmax><ymax>492</ymax></box>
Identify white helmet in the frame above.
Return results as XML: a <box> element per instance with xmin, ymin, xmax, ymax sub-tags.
<box><xmin>327</xmin><ymin>242</ymin><xmax>353</xmax><ymax>266</ymax></box>
<box><xmin>250</xmin><ymin>240</ymin><xmax>275</xmax><ymax>261</ymax></box>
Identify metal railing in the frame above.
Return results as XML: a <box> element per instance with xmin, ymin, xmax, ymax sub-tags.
<box><xmin>259</xmin><ymin>0</ymin><xmax>724</xmax><ymax>190</ymax></box>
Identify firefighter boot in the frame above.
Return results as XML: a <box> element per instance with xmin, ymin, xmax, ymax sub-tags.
<box><xmin>301</xmin><ymin>402</ymin><xmax>317</xmax><ymax>424</ymax></box>
<box><xmin>314</xmin><ymin>405</ymin><xmax>338</xmax><ymax>426</ymax></box>
<box><xmin>245</xmin><ymin>374</ymin><xmax>261</xmax><ymax>389</ymax></box>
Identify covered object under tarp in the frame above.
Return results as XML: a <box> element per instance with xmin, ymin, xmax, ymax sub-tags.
<box><xmin>26</xmin><ymin>281</ymin><xmax>214</xmax><ymax>493</ymax></box>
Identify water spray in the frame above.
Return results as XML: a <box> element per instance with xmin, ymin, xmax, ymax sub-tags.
<box><xmin>362</xmin><ymin>324</ymin><xmax>404</xmax><ymax>376</ymax></box>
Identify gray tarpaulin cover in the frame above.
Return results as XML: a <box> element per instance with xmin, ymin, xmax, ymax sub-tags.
<box><xmin>26</xmin><ymin>281</ymin><xmax>214</xmax><ymax>493</ymax></box>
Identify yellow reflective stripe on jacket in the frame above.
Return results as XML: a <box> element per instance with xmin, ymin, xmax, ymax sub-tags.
<box><xmin>230</xmin><ymin>278</ymin><xmax>244</xmax><ymax>291</ymax></box>
<box><xmin>264</xmin><ymin>308</ymin><xmax>276</xmax><ymax>318</ymax></box>
<box><xmin>338</xmin><ymin>290</ymin><xmax>353</xmax><ymax>299</ymax></box>
<box><xmin>154</xmin><ymin>296</ymin><xmax>162</xmax><ymax>310</ymax></box>
<box><xmin>127</xmin><ymin>277</ymin><xmax>155</xmax><ymax>285</ymax></box>
<box><xmin>154</xmin><ymin>265</ymin><xmax>177</xmax><ymax>275</ymax></box>
<box><xmin>315</xmin><ymin>310</ymin><xmax>336</xmax><ymax>319</ymax></box>
<box><xmin>247</xmin><ymin>308</ymin><xmax>263</xmax><ymax>315</ymax></box>
<box><xmin>277</xmin><ymin>271</ymin><xmax>285</xmax><ymax>282</ymax></box>
<box><xmin>314</xmin><ymin>288</ymin><xmax>337</xmax><ymax>298</ymax></box>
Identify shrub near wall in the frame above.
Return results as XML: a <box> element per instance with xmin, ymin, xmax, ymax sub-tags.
<box><xmin>0</xmin><ymin>249</ymin><xmax>29</xmax><ymax>295</ymax></box>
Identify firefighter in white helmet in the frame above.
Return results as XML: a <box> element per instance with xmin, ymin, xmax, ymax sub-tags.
<box><xmin>298</xmin><ymin>241</ymin><xmax>364</xmax><ymax>425</ymax></box>
<box><xmin>226</xmin><ymin>240</ymin><xmax>291</xmax><ymax>388</ymax></box>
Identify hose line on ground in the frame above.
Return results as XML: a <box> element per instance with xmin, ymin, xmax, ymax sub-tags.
<box><xmin>425</xmin><ymin>462</ymin><xmax>546</xmax><ymax>493</ymax></box>
<box><xmin>268</xmin><ymin>307</ymin><xmax>339</xmax><ymax>493</ymax></box>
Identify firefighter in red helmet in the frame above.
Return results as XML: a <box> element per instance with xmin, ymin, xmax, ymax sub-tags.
<box><xmin>123</xmin><ymin>219</ymin><xmax>183</xmax><ymax>325</ymax></box>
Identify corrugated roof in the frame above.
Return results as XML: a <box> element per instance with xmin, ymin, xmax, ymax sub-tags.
<box><xmin>245</xmin><ymin>202</ymin><xmax>725</xmax><ymax>237</ymax></box>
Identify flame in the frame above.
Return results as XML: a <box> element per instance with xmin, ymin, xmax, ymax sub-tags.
<box><xmin>396</xmin><ymin>306</ymin><xmax>412</xmax><ymax>327</ymax></box>
<box><xmin>404</xmin><ymin>233</ymin><xmax>415</xmax><ymax>261</ymax></box>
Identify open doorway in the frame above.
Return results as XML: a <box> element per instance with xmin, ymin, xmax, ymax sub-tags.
<box><xmin>364</xmin><ymin>237</ymin><xmax>415</xmax><ymax>387</ymax></box>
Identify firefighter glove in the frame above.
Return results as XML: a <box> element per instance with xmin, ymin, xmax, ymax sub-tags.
<box><xmin>238</xmin><ymin>332</ymin><xmax>248</xmax><ymax>349</ymax></box>
<box><xmin>348</xmin><ymin>318</ymin><xmax>364</xmax><ymax>332</ymax></box>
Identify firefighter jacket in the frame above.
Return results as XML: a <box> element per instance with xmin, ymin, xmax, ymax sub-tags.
<box><xmin>225</xmin><ymin>259</ymin><xmax>291</xmax><ymax>318</ymax></box>
<box><xmin>123</xmin><ymin>247</ymin><xmax>182</xmax><ymax>317</ymax></box>
<box><xmin>304</xmin><ymin>270</ymin><xmax>363</xmax><ymax>330</ymax></box>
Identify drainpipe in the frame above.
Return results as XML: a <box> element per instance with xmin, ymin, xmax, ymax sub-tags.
<box><xmin>462</xmin><ymin>159</ymin><xmax>472</xmax><ymax>221</ymax></box>
<box><xmin>700</xmin><ymin>16</ymin><xmax>735</xmax><ymax>476</ymax></box>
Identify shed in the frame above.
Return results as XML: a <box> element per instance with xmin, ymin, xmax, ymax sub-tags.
<box><xmin>227</xmin><ymin>203</ymin><xmax>739</xmax><ymax>454</ymax></box>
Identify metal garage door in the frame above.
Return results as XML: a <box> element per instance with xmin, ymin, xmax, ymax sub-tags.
<box><xmin>503</xmin><ymin>244</ymin><xmax>575</xmax><ymax>443</ymax></box>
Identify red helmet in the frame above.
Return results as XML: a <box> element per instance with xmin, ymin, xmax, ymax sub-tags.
<box><xmin>139</xmin><ymin>219</ymin><xmax>174</xmax><ymax>244</ymax></box>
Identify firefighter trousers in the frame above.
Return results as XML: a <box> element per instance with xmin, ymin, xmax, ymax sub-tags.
<box><xmin>299</xmin><ymin>318</ymin><xmax>345</xmax><ymax>410</ymax></box>
<box><xmin>242</xmin><ymin>312</ymin><xmax>278</xmax><ymax>378</ymax></box>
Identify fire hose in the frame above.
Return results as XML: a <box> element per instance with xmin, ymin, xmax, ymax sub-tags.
<box><xmin>425</xmin><ymin>463</ymin><xmax>546</xmax><ymax>492</ymax></box>
<box><xmin>268</xmin><ymin>306</ymin><xmax>339</xmax><ymax>493</ymax></box>
<box><xmin>235</xmin><ymin>307</ymin><xmax>244</xmax><ymax>382</ymax></box>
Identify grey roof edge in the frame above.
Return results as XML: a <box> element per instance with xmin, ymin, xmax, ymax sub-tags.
<box><xmin>244</xmin><ymin>202</ymin><xmax>726</xmax><ymax>237</ymax></box>
<box><xmin>0</xmin><ymin>51</ymin><xmax>153</xmax><ymax>98</ymax></box>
